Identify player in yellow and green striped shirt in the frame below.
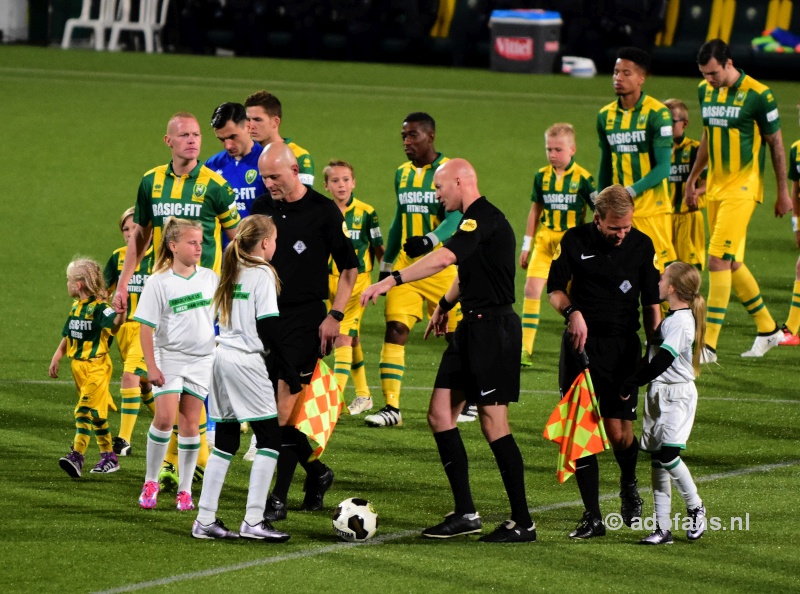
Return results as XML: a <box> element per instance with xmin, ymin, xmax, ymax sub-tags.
<box><xmin>104</xmin><ymin>207</ymin><xmax>156</xmax><ymax>457</ymax></box>
<box><xmin>50</xmin><ymin>258</ymin><xmax>125</xmax><ymax>478</ymax></box>
<box><xmin>684</xmin><ymin>40</ymin><xmax>792</xmax><ymax>360</ymax></box>
<box><xmin>112</xmin><ymin>112</ymin><xmax>239</xmax><ymax>488</ymax></box>
<box><xmin>597</xmin><ymin>47</ymin><xmax>675</xmax><ymax>270</ymax></box>
<box><xmin>324</xmin><ymin>160</ymin><xmax>385</xmax><ymax>414</ymax></box>
<box><xmin>519</xmin><ymin>123</ymin><xmax>595</xmax><ymax>367</ymax></box>
<box><xmin>664</xmin><ymin>98</ymin><xmax>707</xmax><ymax>271</ymax></box>
<box><xmin>367</xmin><ymin>112</ymin><xmax>463</xmax><ymax>428</ymax></box>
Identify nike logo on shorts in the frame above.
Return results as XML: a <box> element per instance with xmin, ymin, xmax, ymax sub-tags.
<box><xmin>480</xmin><ymin>388</ymin><xmax>496</xmax><ymax>396</ymax></box>
<box><xmin>581</xmin><ymin>254</ymin><xmax>596</xmax><ymax>260</ymax></box>
<box><xmin>300</xmin><ymin>371</ymin><xmax>313</xmax><ymax>377</ymax></box>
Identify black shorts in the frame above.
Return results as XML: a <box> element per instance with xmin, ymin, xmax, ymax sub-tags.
<box><xmin>558</xmin><ymin>331</ymin><xmax>641</xmax><ymax>421</ymax></box>
<box><xmin>434</xmin><ymin>306</ymin><xmax>521</xmax><ymax>404</ymax></box>
<box><xmin>266</xmin><ymin>301</ymin><xmax>326</xmax><ymax>385</ymax></box>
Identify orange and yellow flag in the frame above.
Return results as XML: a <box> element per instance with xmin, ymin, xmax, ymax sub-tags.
<box><xmin>543</xmin><ymin>370</ymin><xmax>609</xmax><ymax>483</ymax></box>
<box><xmin>295</xmin><ymin>359</ymin><xmax>345</xmax><ymax>461</ymax></box>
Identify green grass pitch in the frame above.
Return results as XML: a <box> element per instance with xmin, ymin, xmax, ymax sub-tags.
<box><xmin>1</xmin><ymin>46</ymin><xmax>799</xmax><ymax>593</ymax></box>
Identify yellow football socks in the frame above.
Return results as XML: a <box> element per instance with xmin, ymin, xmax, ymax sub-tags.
<box><xmin>521</xmin><ymin>298</ymin><xmax>540</xmax><ymax>355</ymax></box>
<box><xmin>333</xmin><ymin>345</ymin><xmax>353</xmax><ymax>393</ymax></box>
<box><xmin>350</xmin><ymin>343</ymin><xmax>370</xmax><ymax>397</ymax></box>
<box><xmin>379</xmin><ymin>342</ymin><xmax>405</xmax><ymax>409</ymax></box>
<box><xmin>732</xmin><ymin>264</ymin><xmax>776</xmax><ymax>333</ymax></box>
<box><xmin>705</xmin><ymin>269</ymin><xmax>731</xmax><ymax>350</ymax></box>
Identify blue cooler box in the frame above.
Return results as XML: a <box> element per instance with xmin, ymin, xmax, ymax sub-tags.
<box><xmin>489</xmin><ymin>10</ymin><xmax>562</xmax><ymax>74</ymax></box>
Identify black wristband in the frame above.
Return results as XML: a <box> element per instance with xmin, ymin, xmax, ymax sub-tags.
<box><xmin>391</xmin><ymin>270</ymin><xmax>404</xmax><ymax>286</ymax></box>
<box><xmin>328</xmin><ymin>309</ymin><xmax>344</xmax><ymax>322</ymax></box>
<box><xmin>438</xmin><ymin>296</ymin><xmax>455</xmax><ymax>312</ymax></box>
<box><xmin>562</xmin><ymin>305</ymin><xmax>578</xmax><ymax>319</ymax></box>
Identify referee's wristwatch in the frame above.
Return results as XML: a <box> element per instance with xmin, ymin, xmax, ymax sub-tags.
<box><xmin>328</xmin><ymin>309</ymin><xmax>345</xmax><ymax>322</ymax></box>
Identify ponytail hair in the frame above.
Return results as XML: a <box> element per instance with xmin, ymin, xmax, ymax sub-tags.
<box><xmin>153</xmin><ymin>217</ymin><xmax>202</xmax><ymax>274</ymax></box>
<box><xmin>666</xmin><ymin>262</ymin><xmax>706</xmax><ymax>375</ymax></box>
<box><xmin>214</xmin><ymin>214</ymin><xmax>280</xmax><ymax>326</ymax></box>
<box><xmin>67</xmin><ymin>257</ymin><xmax>108</xmax><ymax>301</ymax></box>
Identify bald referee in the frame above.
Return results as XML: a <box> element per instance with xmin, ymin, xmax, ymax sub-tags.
<box><xmin>362</xmin><ymin>158</ymin><xmax>536</xmax><ymax>543</ymax></box>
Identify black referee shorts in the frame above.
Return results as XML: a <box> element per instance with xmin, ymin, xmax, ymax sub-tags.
<box><xmin>434</xmin><ymin>306</ymin><xmax>521</xmax><ymax>404</ymax></box>
<box><xmin>265</xmin><ymin>300</ymin><xmax>326</xmax><ymax>385</ymax></box>
<box><xmin>558</xmin><ymin>331</ymin><xmax>642</xmax><ymax>421</ymax></box>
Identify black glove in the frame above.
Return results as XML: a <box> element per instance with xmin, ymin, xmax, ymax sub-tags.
<box><xmin>403</xmin><ymin>235</ymin><xmax>434</xmax><ymax>258</ymax></box>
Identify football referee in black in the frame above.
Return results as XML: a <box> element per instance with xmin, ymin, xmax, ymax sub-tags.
<box><xmin>548</xmin><ymin>184</ymin><xmax>660</xmax><ymax>539</ymax></box>
<box><xmin>251</xmin><ymin>142</ymin><xmax>358</xmax><ymax>521</ymax></box>
<box><xmin>362</xmin><ymin>158</ymin><xmax>536</xmax><ymax>543</ymax></box>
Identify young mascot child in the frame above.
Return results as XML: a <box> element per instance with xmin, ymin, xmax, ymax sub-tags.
<box><xmin>134</xmin><ymin>217</ymin><xmax>218</xmax><ymax>511</ymax></box>
<box><xmin>104</xmin><ymin>207</ymin><xmax>155</xmax><ymax>456</ymax></box>
<box><xmin>520</xmin><ymin>123</ymin><xmax>595</xmax><ymax>366</ymax></box>
<box><xmin>192</xmin><ymin>215</ymin><xmax>295</xmax><ymax>541</ymax></box>
<box><xmin>620</xmin><ymin>261</ymin><xmax>707</xmax><ymax>544</ymax></box>
<box><xmin>50</xmin><ymin>258</ymin><xmax>125</xmax><ymax>477</ymax></box>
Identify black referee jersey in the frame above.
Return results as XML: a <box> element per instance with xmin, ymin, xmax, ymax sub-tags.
<box><xmin>444</xmin><ymin>196</ymin><xmax>516</xmax><ymax>312</ymax></box>
<box><xmin>547</xmin><ymin>222</ymin><xmax>660</xmax><ymax>336</ymax></box>
<box><xmin>251</xmin><ymin>188</ymin><xmax>358</xmax><ymax>307</ymax></box>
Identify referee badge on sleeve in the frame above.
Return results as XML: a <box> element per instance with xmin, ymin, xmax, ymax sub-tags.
<box><xmin>553</xmin><ymin>243</ymin><xmax>561</xmax><ymax>260</ymax></box>
<box><xmin>459</xmin><ymin>219</ymin><xmax>477</xmax><ymax>232</ymax></box>
<box><xmin>342</xmin><ymin>221</ymin><xmax>349</xmax><ymax>236</ymax></box>
<box><xmin>653</xmin><ymin>253</ymin><xmax>659</xmax><ymax>269</ymax></box>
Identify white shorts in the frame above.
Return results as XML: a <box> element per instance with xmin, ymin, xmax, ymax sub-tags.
<box><xmin>640</xmin><ymin>381</ymin><xmax>698</xmax><ymax>452</ymax></box>
<box><xmin>154</xmin><ymin>349</ymin><xmax>212</xmax><ymax>400</ymax></box>
<box><xmin>209</xmin><ymin>347</ymin><xmax>277</xmax><ymax>422</ymax></box>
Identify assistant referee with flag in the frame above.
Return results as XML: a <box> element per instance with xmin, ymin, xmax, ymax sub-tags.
<box><xmin>362</xmin><ymin>158</ymin><xmax>536</xmax><ymax>543</ymax></box>
<box><xmin>548</xmin><ymin>184</ymin><xmax>660</xmax><ymax>539</ymax></box>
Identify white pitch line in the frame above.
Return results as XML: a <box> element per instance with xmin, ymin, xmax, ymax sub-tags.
<box><xmin>8</xmin><ymin>379</ymin><xmax>799</xmax><ymax>404</ymax></box>
<box><xmin>0</xmin><ymin>66</ymin><xmax>608</xmax><ymax>105</ymax></box>
<box><xmin>92</xmin><ymin>459</ymin><xmax>800</xmax><ymax>594</ymax></box>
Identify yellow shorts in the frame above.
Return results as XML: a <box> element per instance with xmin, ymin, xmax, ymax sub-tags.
<box><xmin>634</xmin><ymin>213</ymin><xmax>676</xmax><ymax>271</ymax></box>
<box><xmin>71</xmin><ymin>355</ymin><xmax>113</xmax><ymax>417</ymax></box>
<box><xmin>385</xmin><ymin>261</ymin><xmax>462</xmax><ymax>332</ymax></box>
<box><xmin>329</xmin><ymin>272</ymin><xmax>371</xmax><ymax>337</ymax></box>
<box><xmin>116</xmin><ymin>321</ymin><xmax>148</xmax><ymax>376</ymax></box>
<box><xmin>526</xmin><ymin>228</ymin><xmax>566</xmax><ymax>279</ymax></box>
<box><xmin>672</xmin><ymin>210</ymin><xmax>707</xmax><ymax>270</ymax></box>
<box><xmin>707</xmin><ymin>198</ymin><xmax>755</xmax><ymax>262</ymax></box>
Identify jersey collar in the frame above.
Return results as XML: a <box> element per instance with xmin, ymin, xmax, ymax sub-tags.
<box><xmin>166</xmin><ymin>160</ymin><xmax>202</xmax><ymax>179</ymax></box>
<box><xmin>551</xmin><ymin>157</ymin><xmax>576</xmax><ymax>176</ymax></box>
<box><xmin>617</xmin><ymin>92</ymin><xmax>646</xmax><ymax>111</ymax></box>
<box><xmin>730</xmin><ymin>69</ymin><xmax>746</xmax><ymax>89</ymax></box>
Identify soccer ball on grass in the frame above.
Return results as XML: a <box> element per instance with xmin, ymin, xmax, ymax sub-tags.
<box><xmin>332</xmin><ymin>497</ymin><xmax>378</xmax><ymax>542</ymax></box>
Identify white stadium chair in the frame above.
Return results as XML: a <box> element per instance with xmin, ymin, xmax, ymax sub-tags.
<box><xmin>108</xmin><ymin>0</ymin><xmax>170</xmax><ymax>54</ymax></box>
<box><xmin>61</xmin><ymin>0</ymin><xmax>121</xmax><ymax>51</ymax></box>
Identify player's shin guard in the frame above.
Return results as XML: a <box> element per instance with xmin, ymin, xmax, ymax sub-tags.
<box><xmin>787</xmin><ymin>280</ymin><xmax>800</xmax><ymax>335</ymax></box>
<box><xmin>333</xmin><ymin>345</ymin><xmax>353</xmax><ymax>394</ymax></box>
<box><xmin>196</xmin><ymin>448</ymin><xmax>232</xmax><ymax>525</ymax></box>
<box><xmin>614</xmin><ymin>436</ymin><xmax>639</xmax><ymax>485</ymax></box>
<box><xmin>489</xmin><ymin>434</ymin><xmax>533</xmax><ymax>528</ymax></box>
<box><xmin>177</xmin><ymin>434</ymin><xmax>201</xmax><ymax>494</ymax></box>
<box><xmin>575</xmin><ymin>454</ymin><xmax>601</xmax><ymax>519</ymax></box>
<box><xmin>663</xmin><ymin>456</ymin><xmax>702</xmax><ymax>510</ymax></box>
<box><xmin>433</xmin><ymin>428</ymin><xmax>476</xmax><ymax>516</ymax></box>
<box><xmin>196</xmin><ymin>406</ymin><xmax>209</xmax><ymax>468</ymax></box>
<box><xmin>521</xmin><ymin>298</ymin><xmax>540</xmax><ymax>355</ymax></box>
<box><xmin>119</xmin><ymin>387</ymin><xmax>141</xmax><ymax>442</ymax></box>
<box><xmin>141</xmin><ymin>388</ymin><xmax>156</xmax><ymax>414</ymax></box>
<box><xmin>379</xmin><ymin>342</ymin><xmax>405</xmax><ymax>409</ymax></box>
<box><xmin>705</xmin><ymin>269</ymin><xmax>732</xmax><ymax>349</ymax></box>
<box><xmin>73</xmin><ymin>406</ymin><xmax>92</xmax><ymax>455</ymax></box>
<box><xmin>92</xmin><ymin>416</ymin><xmax>113</xmax><ymax>453</ymax></box>
<box><xmin>651</xmin><ymin>460</ymin><xmax>673</xmax><ymax>528</ymax></box>
<box><xmin>350</xmin><ymin>343</ymin><xmax>370</xmax><ymax>397</ymax></box>
<box><xmin>732</xmin><ymin>264</ymin><xmax>776</xmax><ymax>333</ymax></box>
<box><xmin>145</xmin><ymin>425</ymin><xmax>172</xmax><ymax>482</ymax></box>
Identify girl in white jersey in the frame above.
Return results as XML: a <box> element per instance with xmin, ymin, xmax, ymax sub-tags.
<box><xmin>191</xmin><ymin>215</ymin><xmax>299</xmax><ymax>541</ymax></box>
<box><xmin>620</xmin><ymin>262</ymin><xmax>707</xmax><ymax>545</ymax></box>
<box><xmin>134</xmin><ymin>217</ymin><xmax>218</xmax><ymax>512</ymax></box>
